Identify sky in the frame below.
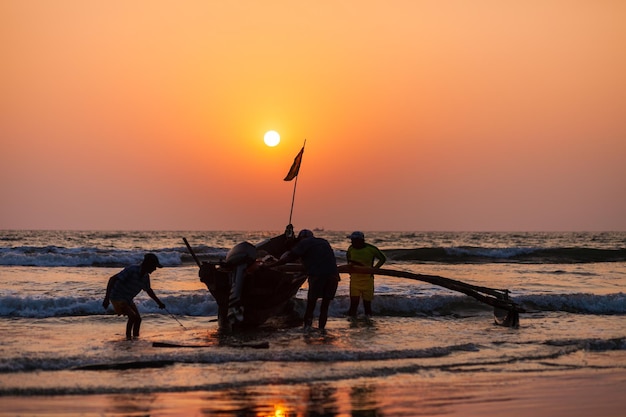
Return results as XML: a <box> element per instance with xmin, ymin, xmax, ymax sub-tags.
<box><xmin>2</xmin><ymin>1</ymin><xmax>625</xmax><ymax>231</ymax></box>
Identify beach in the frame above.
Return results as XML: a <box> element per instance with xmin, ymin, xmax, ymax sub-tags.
<box><xmin>2</xmin><ymin>369</ymin><xmax>625</xmax><ymax>416</ymax></box>
<box><xmin>1</xmin><ymin>230</ymin><xmax>624</xmax><ymax>416</ymax></box>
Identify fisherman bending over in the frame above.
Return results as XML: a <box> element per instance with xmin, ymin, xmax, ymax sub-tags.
<box><xmin>265</xmin><ymin>229</ymin><xmax>339</xmax><ymax>331</ymax></box>
<box><xmin>102</xmin><ymin>253</ymin><xmax>166</xmax><ymax>340</ymax></box>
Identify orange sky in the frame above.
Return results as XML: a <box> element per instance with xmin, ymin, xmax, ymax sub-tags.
<box><xmin>2</xmin><ymin>1</ymin><xmax>625</xmax><ymax>231</ymax></box>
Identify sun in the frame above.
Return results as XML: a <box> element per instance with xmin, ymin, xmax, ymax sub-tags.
<box><xmin>263</xmin><ymin>130</ymin><xmax>280</xmax><ymax>147</ymax></box>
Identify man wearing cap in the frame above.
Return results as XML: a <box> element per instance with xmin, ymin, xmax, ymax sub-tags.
<box><xmin>102</xmin><ymin>253</ymin><xmax>166</xmax><ymax>340</ymax></box>
<box><xmin>266</xmin><ymin>229</ymin><xmax>339</xmax><ymax>330</ymax></box>
<box><xmin>346</xmin><ymin>231</ymin><xmax>386</xmax><ymax>318</ymax></box>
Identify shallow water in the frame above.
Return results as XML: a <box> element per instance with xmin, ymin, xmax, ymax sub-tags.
<box><xmin>0</xmin><ymin>231</ymin><xmax>625</xmax><ymax>415</ymax></box>
<box><xmin>1</xmin><ymin>310</ymin><xmax>624</xmax><ymax>395</ymax></box>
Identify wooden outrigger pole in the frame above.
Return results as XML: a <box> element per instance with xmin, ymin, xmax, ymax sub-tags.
<box><xmin>272</xmin><ymin>263</ymin><xmax>524</xmax><ymax>327</ymax></box>
<box><xmin>342</xmin><ymin>265</ymin><xmax>524</xmax><ymax>327</ymax></box>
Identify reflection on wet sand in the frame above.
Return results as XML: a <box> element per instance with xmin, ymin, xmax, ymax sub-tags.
<box><xmin>106</xmin><ymin>393</ymin><xmax>157</xmax><ymax>416</ymax></box>
<box><xmin>305</xmin><ymin>383</ymin><xmax>339</xmax><ymax>416</ymax></box>
<box><xmin>350</xmin><ymin>383</ymin><xmax>383</xmax><ymax>417</ymax></box>
<box><xmin>100</xmin><ymin>382</ymin><xmax>383</xmax><ymax>416</ymax></box>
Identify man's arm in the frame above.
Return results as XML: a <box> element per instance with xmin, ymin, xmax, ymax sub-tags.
<box><xmin>373</xmin><ymin>247</ymin><xmax>387</xmax><ymax>269</ymax></box>
<box><xmin>265</xmin><ymin>251</ymin><xmax>296</xmax><ymax>268</ymax></box>
<box><xmin>146</xmin><ymin>288</ymin><xmax>165</xmax><ymax>309</ymax></box>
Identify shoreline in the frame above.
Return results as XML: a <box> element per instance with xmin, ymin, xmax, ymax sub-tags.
<box><xmin>1</xmin><ymin>369</ymin><xmax>625</xmax><ymax>416</ymax></box>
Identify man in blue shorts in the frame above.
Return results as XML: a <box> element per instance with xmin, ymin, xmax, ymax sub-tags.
<box><xmin>102</xmin><ymin>253</ymin><xmax>166</xmax><ymax>340</ymax></box>
<box><xmin>266</xmin><ymin>229</ymin><xmax>339</xmax><ymax>330</ymax></box>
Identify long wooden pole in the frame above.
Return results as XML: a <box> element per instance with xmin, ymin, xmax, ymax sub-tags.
<box><xmin>182</xmin><ymin>237</ymin><xmax>202</xmax><ymax>267</ymax></box>
<box><xmin>272</xmin><ymin>263</ymin><xmax>525</xmax><ymax>313</ymax></box>
<box><xmin>287</xmin><ymin>139</ymin><xmax>306</xmax><ymax>226</ymax></box>
<box><xmin>336</xmin><ymin>265</ymin><xmax>525</xmax><ymax>313</ymax></box>
<box><xmin>288</xmin><ymin>173</ymin><xmax>299</xmax><ymax>225</ymax></box>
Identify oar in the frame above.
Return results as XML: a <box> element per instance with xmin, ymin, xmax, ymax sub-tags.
<box><xmin>183</xmin><ymin>237</ymin><xmax>202</xmax><ymax>267</ymax></box>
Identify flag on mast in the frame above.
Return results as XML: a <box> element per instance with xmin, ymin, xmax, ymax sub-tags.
<box><xmin>283</xmin><ymin>146</ymin><xmax>304</xmax><ymax>181</ymax></box>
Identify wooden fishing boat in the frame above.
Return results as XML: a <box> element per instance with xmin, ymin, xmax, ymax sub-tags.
<box><xmin>184</xmin><ymin>233</ymin><xmax>525</xmax><ymax>331</ymax></box>
<box><xmin>185</xmin><ymin>233</ymin><xmax>306</xmax><ymax>331</ymax></box>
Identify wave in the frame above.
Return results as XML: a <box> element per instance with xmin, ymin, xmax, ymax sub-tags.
<box><xmin>0</xmin><ymin>342</ymin><xmax>480</xmax><ymax>374</ymax></box>
<box><xmin>1</xmin><ymin>292</ymin><xmax>623</xmax><ymax>319</ymax></box>
<box><xmin>0</xmin><ymin>245</ymin><xmax>222</xmax><ymax>267</ymax></box>
<box><xmin>385</xmin><ymin>247</ymin><xmax>626</xmax><ymax>264</ymax></box>
<box><xmin>0</xmin><ymin>292</ymin><xmax>219</xmax><ymax>318</ymax></box>
<box><xmin>519</xmin><ymin>293</ymin><xmax>626</xmax><ymax>314</ymax></box>
<box><xmin>2</xmin><ymin>244</ymin><xmax>625</xmax><ymax>267</ymax></box>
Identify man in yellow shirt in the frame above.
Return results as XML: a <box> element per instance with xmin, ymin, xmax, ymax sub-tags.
<box><xmin>346</xmin><ymin>231</ymin><xmax>386</xmax><ymax>318</ymax></box>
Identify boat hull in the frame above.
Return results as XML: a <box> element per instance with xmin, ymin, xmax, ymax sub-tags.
<box><xmin>199</xmin><ymin>259</ymin><xmax>306</xmax><ymax>329</ymax></box>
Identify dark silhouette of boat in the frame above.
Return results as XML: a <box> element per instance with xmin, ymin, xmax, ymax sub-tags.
<box><xmin>185</xmin><ymin>230</ymin><xmax>306</xmax><ymax>331</ymax></box>
<box><xmin>183</xmin><ymin>229</ymin><xmax>524</xmax><ymax>332</ymax></box>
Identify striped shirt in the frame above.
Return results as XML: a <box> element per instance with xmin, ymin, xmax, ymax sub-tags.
<box><xmin>109</xmin><ymin>265</ymin><xmax>151</xmax><ymax>303</ymax></box>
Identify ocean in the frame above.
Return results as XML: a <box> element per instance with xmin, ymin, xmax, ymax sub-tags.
<box><xmin>0</xmin><ymin>230</ymin><xmax>625</xmax><ymax>416</ymax></box>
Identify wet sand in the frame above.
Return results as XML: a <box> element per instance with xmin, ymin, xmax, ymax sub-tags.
<box><xmin>1</xmin><ymin>369</ymin><xmax>624</xmax><ymax>416</ymax></box>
